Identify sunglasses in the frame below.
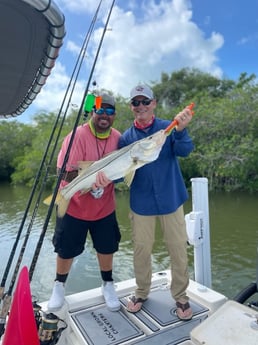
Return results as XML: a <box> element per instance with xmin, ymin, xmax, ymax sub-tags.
<box><xmin>94</xmin><ymin>107</ymin><xmax>115</xmax><ymax>116</ymax></box>
<box><xmin>131</xmin><ymin>99</ymin><xmax>152</xmax><ymax>107</ymax></box>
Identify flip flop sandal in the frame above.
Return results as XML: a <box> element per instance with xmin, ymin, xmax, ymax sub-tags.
<box><xmin>126</xmin><ymin>296</ymin><xmax>147</xmax><ymax>313</ymax></box>
<box><xmin>176</xmin><ymin>301</ymin><xmax>193</xmax><ymax>321</ymax></box>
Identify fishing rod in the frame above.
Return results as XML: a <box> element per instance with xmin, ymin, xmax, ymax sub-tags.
<box><xmin>29</xmin><ymin>0</ymin><xmax>117</xmax><ymax>281</ymax></box>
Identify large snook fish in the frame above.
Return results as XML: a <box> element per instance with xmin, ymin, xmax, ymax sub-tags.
<box><xmin>54</xmin><ymin>129</ymin><xmax>167</xmax><ymax>217</ymax></box>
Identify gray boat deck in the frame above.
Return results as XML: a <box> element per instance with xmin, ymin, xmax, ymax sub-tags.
<box><xmin>71</xmin><ymin>288</ymin><xmax>208</xmax><ymax>345</ymax></box>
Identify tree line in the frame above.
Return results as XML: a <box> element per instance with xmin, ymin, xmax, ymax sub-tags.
<box><xmin>0</xmin><ymin>68</ymin><xmax>257</xmax><ymax>192</ymax></box>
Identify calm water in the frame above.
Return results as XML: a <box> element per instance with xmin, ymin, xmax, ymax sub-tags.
<box><xmin>0</xmin><ymin>183</ymin><xmax>257</xmax><ymax>303</ymax></box>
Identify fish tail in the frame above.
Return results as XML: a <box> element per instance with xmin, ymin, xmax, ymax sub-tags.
<box><xmin>56</xmin><ymin>194</ymin><xmax>70</xmax><ymax>218</ymax></box>
<box><xmin>43</xmin><ymin>191</ymin><xmax>63</xmax><ymax>206</ymax></box>
<box><xmin>43</xmin><ymin>191</ymin><xmax>70</xmax><ymax>218</ymax></box>
<box><xmin>43</xmin><ymin>194</ymin><xmax>54</xmax><ymax>206</ymax></box>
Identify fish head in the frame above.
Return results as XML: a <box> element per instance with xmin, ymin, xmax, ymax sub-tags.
<box><xmin>131</xmin><ymin>130</ymin><xmax>166</xmax><ymax>162</ymax></box>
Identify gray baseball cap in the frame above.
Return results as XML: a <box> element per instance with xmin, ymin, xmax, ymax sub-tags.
<box><xmin>100</xmin><ymin>93</ymin><xmax>115</xmax><ymax>107</ymax></box>
<box><xmin>130</xmin><ymin>84</ymin><xmax>154</xmax><ymax>100</ymax></box>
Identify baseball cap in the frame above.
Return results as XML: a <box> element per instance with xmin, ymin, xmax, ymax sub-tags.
<box><xmin>130</xmin><ymin>84</ymin><xmax>154</xmax><ymax>100</ymax></box>
<box><xmin>100</xmin><ymin>93</ymin><xmax>115</xmax><ymax>107</ymax></box>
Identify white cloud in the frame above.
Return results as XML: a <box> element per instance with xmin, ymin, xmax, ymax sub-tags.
<box><xmin>88</xmin><ymin>0</ymin><xmax>224</xmax><ymax>97</ymax></box>
<box><xmin>237</xmin><ymin>33</ymin><xmax>258</xmax><ymax>45</ymax></box>
<box><xmin>55</xmin><ymin>0</ymin><xmax>100</xmax><ymax>13</ymax></box>
<box><xmin>55</xmin><ymin>0</ymin><xmax>117</xmax><ymax>16</ymax></box>
<box><xmin>33</xmin><ymin>62</ymin><xmax>85</xmax><ymax>112</ymax></box>
<box><xmin>66</xmin><ymin>40</ymin><xmax>82</xmax><ymax>56</ymax></box>
<box><xmin>30</xmin><ymin>0</ymin><xmax>224</xmax><ymax>115</ymax></box>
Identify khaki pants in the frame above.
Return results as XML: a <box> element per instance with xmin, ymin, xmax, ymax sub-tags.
<box><xmin>130</xmin><ymin>206</ymin><xmax>189</xmax><ymax>302</ymax></box>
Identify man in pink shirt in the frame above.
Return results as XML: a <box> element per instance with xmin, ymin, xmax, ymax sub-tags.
<box><xmin>47</xmin><ymin>93</ymin><xmax>121</xmax><ymax>312</ymax></box>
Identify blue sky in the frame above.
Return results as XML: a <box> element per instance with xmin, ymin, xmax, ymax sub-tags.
<box><xmin>10</xmin><ymin>0</ymin><xmax>258</xmax><ymax>122</ymax></box>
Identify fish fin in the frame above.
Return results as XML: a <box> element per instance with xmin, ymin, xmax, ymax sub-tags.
<box><xmin>43</xmin><ymin>191</ymin><xmax>63</xmax><ymax>206</ymax></box>
<box><xmin>43</xmin><ymin>194</ymin><xmax>54</xmax><ymax>206</ymax></box>
<box><xmin>56</xmin><ymin>195</ymin><xmax>70</xmax><ymax>218</ymax></box>
<box><xmin>77</xmin><ymin>161</ymin><xmax>94</xmax><ymax>173</ymax></box>
<box><xmin>124</xmin><ymin>170</ymin><xmax>136</xmax><ymax>187</ymax></box>
<box><xmin>44</xmin><ymin>192</ymin><xmax>71</xmax><ymax>217</ymax></box>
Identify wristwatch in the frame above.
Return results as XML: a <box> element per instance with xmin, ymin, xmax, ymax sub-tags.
<box><xmin>90</xmin><ymin>187</ymin><xmax>104</xmax><ymax>199</ymax></box>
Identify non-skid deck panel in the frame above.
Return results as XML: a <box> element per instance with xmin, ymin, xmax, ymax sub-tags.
<box><xmin>121</xmin><ymin>288</ymin><xmax>209</xmax><ymax>327</ymax></box>
<box><xmin>71</xmin><ymin>288</ymin><xmax>209</xmax><ymax>345</ymax></box>
<box><xmin>71</xmin><ymin>306</ymin><xmax>144</xmax><ymax>345</ymax></box>
<box><xmin>131</xmin><ymin>316</ymin><xmax>207</xmax><ymax>344</ymax></box>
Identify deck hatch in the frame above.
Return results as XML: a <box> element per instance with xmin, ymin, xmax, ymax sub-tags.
<box><xmin>122</xmin><ymin>288</ymin><xmax>208</xmax><ymax>327</ymax></box>
<box><xmin>131</xmin><ymin>317</ymin><xmax>206</xmax><ymax>344</ymax></box>
<box><xmin>71</xmin><ymin>306</ymin><xmax>144</xmax><ymax>345</ymax></box>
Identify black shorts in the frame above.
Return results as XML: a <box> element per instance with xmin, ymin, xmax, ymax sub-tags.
<box><xmin>52</xmin><ymin>211</ymin><xmax>121</xmax><ymax>259</ymax></box>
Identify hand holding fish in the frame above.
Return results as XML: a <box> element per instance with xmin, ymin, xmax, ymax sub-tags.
<box><xmin>91</xmin><ymin>171</ymin><xmax>112</xmax><ymax>190</ymax></box>
<box><xmin>50</xmin><ymin>130</ymin><xmax>167</xmax><ymax>217</ymax></box>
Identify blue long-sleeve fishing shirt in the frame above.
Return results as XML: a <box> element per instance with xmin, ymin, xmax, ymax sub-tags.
<box><xmin>118</xmin><ymin>118</ymin><xmax>194</xmax><ymax>215</ymax></box>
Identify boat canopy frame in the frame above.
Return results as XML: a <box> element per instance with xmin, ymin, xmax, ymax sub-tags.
<box><xmin>0</xmin><ymin>0</ymin><xmax>65</xmax><ymax>118</ymax></box>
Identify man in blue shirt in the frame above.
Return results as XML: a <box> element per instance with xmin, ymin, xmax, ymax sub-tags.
<box><xmin>118</xmin><ymin>84</ymin><xmax>194</xmax><ymax>320</ymax></box>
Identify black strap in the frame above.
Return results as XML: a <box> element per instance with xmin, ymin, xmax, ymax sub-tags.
<box><xmin>57</xmin><ymin>168</ymin><xmax>78</xmax><ymax>182</ymax></box>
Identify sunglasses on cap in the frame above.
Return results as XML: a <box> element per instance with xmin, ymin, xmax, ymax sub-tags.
<box><xmin>131</xmin><ymin>99</ymin><xmax>152</xmax><ymax>107</ymax></box>
<box><xmin>93</xmin><ymin>107</ymin><xmax>115</xmax><ymax>116</ymax></box>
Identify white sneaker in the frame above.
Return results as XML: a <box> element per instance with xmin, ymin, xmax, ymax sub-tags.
<box><xmin>101</xmin><ymin>281</ymin><xmax>120</xmax><ymax>312</ymax></box>
<box><xmin>47</xmin><ymin>281</ymin><xmax>65</xmax><ymax>312</ymax></box>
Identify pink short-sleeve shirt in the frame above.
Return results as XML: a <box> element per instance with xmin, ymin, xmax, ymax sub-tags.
<box><xmin>57</xmin><ymin>123</ymin><xmax>121</xmax><ymax>220</ymax></box>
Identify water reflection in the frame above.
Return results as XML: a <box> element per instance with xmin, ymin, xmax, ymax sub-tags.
<box><xmin>0</xmin><ymin>183</ymin><xmax>257</xmax><ymax>302</ymax></box>
<box><xmin>208</xmin><ymin>191</ymin><xmax>258</xmax><ymax>298</ymax></box>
